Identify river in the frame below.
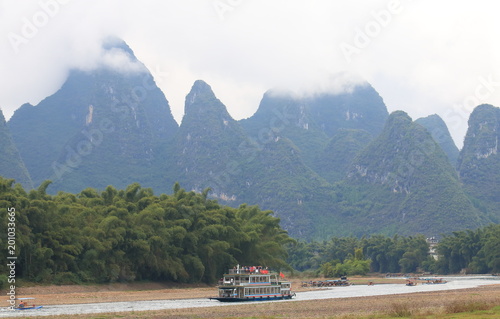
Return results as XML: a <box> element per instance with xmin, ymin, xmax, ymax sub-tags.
<box><xmin>1</xmin><ymin>276</ymin><xmax>498</xmax><ymax>317</ymax></box>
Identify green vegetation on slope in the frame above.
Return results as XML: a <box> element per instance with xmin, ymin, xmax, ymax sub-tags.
<box><xmin>416</xmin><ymin>114</ymin><xmax>460</xmax><ymax>166</ymax></box>
<box><xmin>8</xmin><ymin>40</ymin><xmax>178</xmax><ymax>194</ymax></box>
<box><xmin>342</xmin><ymin>111</ymin><xmax>485</xmax><ymax>237</ymax></box>
<box><xmin>0</xmin><ymin>177</ymin><xmax>293</xmax><ymax>286</ymax></box>
<box><xmin>458</xmin><ymin>104</ymin><xmax>500</xmax><ymax>223</ymax></box>
<box><xmin>0</xmin><ymin>110</ymin><xmax>32</xmax><ymax>189</ymax></box>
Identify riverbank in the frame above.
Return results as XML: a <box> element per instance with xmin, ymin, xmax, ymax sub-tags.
<box><xmin>154</xmin><ymin>284</ymin><xmax>500</xmax><ymax>319</ymax></box>
<box><xmin>3</xmin><ymin>276</ymin><xmax>499</xmax><ymax>318</ymax></box>
<box><xmin>4</xmin><ymin>276</ymin><xmax>407</xmax><ymax>306</ymax></box>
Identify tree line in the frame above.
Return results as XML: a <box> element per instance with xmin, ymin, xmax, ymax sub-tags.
<box><xmin>287</xmin><ymin>226</ymin><xmax>500</xmax><ymax>277</ymax></box>
<box><xmin>0</xmin><ymin>177</ymin><xmax>293</xmax><ymax>287</ymax></box>
<box><xmin>435</xmin><ymin>225</ymin><xmax>500</xmax><ymax>274</ymax></box>
<box><xmin>287</xmin><ymin>235</ymin><xmax>432</xmax><ymax>276</ymax></box>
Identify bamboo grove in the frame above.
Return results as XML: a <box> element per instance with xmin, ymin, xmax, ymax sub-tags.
<box><xmin>0</xmin><ymin>177</ymin><xmax>293</xmax><ymax>286</ymax></box>
<box><xmin>2</xmin><ymin>176</ymin><xmax>500</xmax><ymax>289</ymax></box>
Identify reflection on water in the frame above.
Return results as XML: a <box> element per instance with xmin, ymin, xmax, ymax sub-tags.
<box><xmin>1</xmin><ymin>276</ymin><xmax>499</xmax><ymax>318</ymax></box>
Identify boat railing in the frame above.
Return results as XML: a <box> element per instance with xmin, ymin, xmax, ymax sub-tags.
<box><xmin>219</xmin><ymin>278</ymin><xmax>248</xmax><ymax>285</ymax></box>
<box><xmin>228</xmin><ymin>268</ymin><xmax>271</xmax><ymax>275</ymax></box>
<box><xmin>219</xmin><ymin>276</ymin><xmax>280</xmax><ymax>286</ymax></box>
<box><xmin>219</xmin><ymin>278</ymin><xmax>277</xmax><ymax>285</ymax></box>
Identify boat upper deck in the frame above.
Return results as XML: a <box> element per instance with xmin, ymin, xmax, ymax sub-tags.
<box><xmin>226</xmin><ymin>266</ymin><xmax>270</xmax><ymax>275</ymax></box>
<box><xmin>219</xmin><ymin>266</ymin><xmax>288</xmax><ymax>286</ymax></box>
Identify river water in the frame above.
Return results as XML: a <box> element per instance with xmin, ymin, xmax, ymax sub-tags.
<box><xmin>1</xmin><ymin>276</ymin><xmax>498</xmax><ymax>317</ymax></box>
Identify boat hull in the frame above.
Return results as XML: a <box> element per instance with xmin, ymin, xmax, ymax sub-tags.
<box><xmin>16</xmin><ymin>306</ymin><xmax>43</xmax><ymax>310</ymax></box>
<box><xmin>211</xmin><ymin>295</ymin><xmax>294</xmax><ymax>302</ymax></box>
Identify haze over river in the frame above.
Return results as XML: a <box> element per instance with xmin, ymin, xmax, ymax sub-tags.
<box><xmin>1</xmin><ymin>276</ymin><xmax>499</xmax><ymax>317</ymax></box>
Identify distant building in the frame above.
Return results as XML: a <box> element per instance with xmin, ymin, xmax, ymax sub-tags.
<box><xmin>426</xmin><ymin>237</ymin><xmax>439</xmax><ymax>260</ymax></box>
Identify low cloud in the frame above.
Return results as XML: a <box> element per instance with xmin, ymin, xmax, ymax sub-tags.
<box><xmin>1</xmin><ymin>0</ymin><xmax>499</xmax><ymax>148</ymax></box>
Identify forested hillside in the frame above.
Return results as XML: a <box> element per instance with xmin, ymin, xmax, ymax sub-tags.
<box><xmin>416</xmin><ymin>114</ymin><xmax>460</xmax><ymax>166</ymax></box>
<box><xmin>0</xmin><ymin>110</ymin><xmax>32</xmax><ymax>190</ymax></box>
<box><xmin>0</xmin><ymin>177</ymin><xmax>292</xmax><ymax>285</ymax></box>
<box><xmin>8</xmin><ymin>39</ymin><xmax>178</xmax><ymax>193</ymax></box>
<box><xmin>342</xmin><ymin>111</ymin><xmax>485</xmax><ymax>237</ymax></box>
<box><xmin>458</xmin><ymin>104</ymin><xmax>500</xmax><ymax>223</ymax></box>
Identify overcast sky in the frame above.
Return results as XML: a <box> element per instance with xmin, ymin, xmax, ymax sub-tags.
<box><xmin>1</xmin><ymin>0</ymin><xmax>500</xmax><ymax>148</ymax></box>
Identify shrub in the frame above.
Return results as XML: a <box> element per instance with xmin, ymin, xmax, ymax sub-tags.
<box><xmin>388</xmin><ymin>302</ymin><xmax>414</xmax><ymax>317</ymax></box>
<box><xmin>444</xmin><ymin>300</ymin><xmax>490</xmax><ymax>313</ymax></box>
<box><xmin>0</xmin><ymin>274</ymin><xmax>8</xmax><ymax>290</ymax></box>
<box><xmin>53</xmin><ymin>272</ymin><xmax>81</xmax><ymax>285</ymax></box>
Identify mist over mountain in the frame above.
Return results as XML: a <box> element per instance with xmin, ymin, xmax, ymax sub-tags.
<box><xmin>3</xmin><ymin>40</ymin><xmax>497</xmax><ymax>240</ymax></box>
<box><xmin>240</xmin><ymin>84</ymin><xmax>388</xmax><ymax>177</ymax></box>
<box><xmin>240</xmin><ymin>91</ymin><xmax>328</xmax><ymax>166</ymax></box>
<box><xmin>8</xmin><ymin>39</ymin><xmax>178</xmax><ymax>193</ymax></box>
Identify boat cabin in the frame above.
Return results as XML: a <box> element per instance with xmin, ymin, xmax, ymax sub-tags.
<box><xmin>213</xmin><ymin>266</ymin><xmax>294</xmax><ymax>301</ymax></box>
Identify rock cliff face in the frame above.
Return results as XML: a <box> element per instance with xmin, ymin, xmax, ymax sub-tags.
<box><xmin>170</xmin><ymin>80</ymin><xmax>250</xmax><ymax>198</ymax></box>
<box><xmin>240</xmin><ymin>84</ymin><xmax>388</xmax><ymax>180</ymax></box>
<box><xmin>416</xmin><ymin>114</ymin><xmax>459</xmax><ymax>166</ymax></box>
<box><xmin>306</xmin><ymin>84</ymin><xmax>388</xmax><ymax>138</ymax></box>
<box><xmin>313</xmin><ymin>129</ymin><xmax>373</xmax><ymax>183</ymax></box>
<box><xmin>458</xmin><ymin>104</ymin><xmax>500</xmax><ymax>222</ymax></box>
<box><xmin>348</xmin><ymin>111</ymin><xmax>433</xmax><ymax>193</ymax></box>
<box><xmin>240</xmin><ymin>91</ymin><xmax>329</xmax><ymax>168</ymax></box>
<box><xmin>170</xmin><ymin>80</ymin><xmax>332</xmax><ymax>239</ymax></box>
<box><xmin>8</xmin><ymin>39</ymin><xmax>178</xmax><ymax>192</ymax></box>
<box><xmin>0</xmin><ymin>109</ymin><xmax>33</xmax><ymax>189</ymax></box>
<box><xmin>343</xmin><ymin>111</ymin><xmax>485</xmax><ymax>236</ymax></box>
